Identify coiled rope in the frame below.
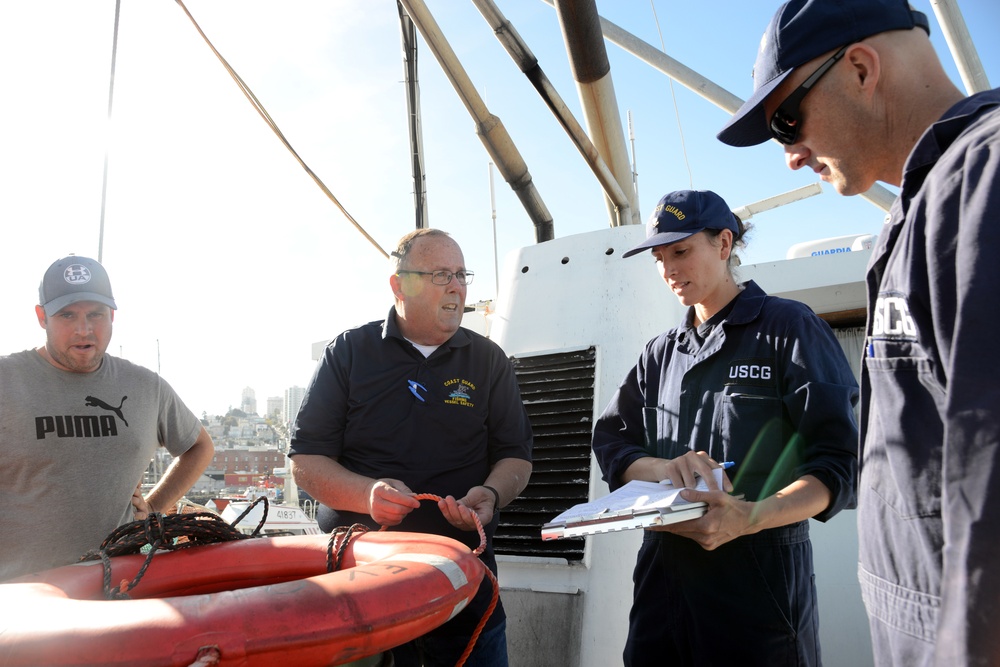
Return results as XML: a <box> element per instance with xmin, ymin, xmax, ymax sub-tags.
<box><xmin>79</xmin><ymin>496</ymin><xmax>269</xmax><ymax>599</ymax></box>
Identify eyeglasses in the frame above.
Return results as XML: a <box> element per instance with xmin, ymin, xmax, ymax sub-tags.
<box><xmin>396</xmin><ymin>269</ymin><xmax>475</xmax><ymax>286</ymax></box>
<box><xmin>769</xmin><ymin>44</ymin><xmax>850</xmax><ymax>145</ymax></box>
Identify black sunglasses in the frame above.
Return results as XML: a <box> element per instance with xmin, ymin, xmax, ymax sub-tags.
<box><xmin>769</xmin><ymin>44</ymin><xmax>850</xmax><ymax>145</ymax></box>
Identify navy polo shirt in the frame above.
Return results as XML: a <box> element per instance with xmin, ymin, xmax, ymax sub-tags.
<box><xmin>290</xmin><ymin>307</ymin><xmax>532</xmax><ymax>544</ymax></box>
<box><xmin>290</xmin><ymin>308</ymin><xmax>533</xmax><ymax>636</ymax></box>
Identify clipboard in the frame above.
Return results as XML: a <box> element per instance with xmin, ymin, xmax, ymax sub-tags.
<box><xmin>541</xmin><ymin>500</ymin><xmax>708</xmax><ymax>540</ymax></box>
<box><xmin>541</xmin><ymin>469</ymin><xmax>733</xmax><ymax>541</ymax></box>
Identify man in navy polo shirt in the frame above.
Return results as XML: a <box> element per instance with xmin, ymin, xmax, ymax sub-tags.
<box><xmin>290</xmin><ymin>228</ymin><xmax>533</xmax><ymax>667</ymax></box>
<box><xmin>718</xmin><ymin>1</ymin><xmax>1000</xmax><ymax>665</ymax></box>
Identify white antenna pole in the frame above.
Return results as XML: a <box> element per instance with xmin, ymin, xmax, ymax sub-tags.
<box><xmin>488</xmin><ymin>162</ymin><xmax>499</xmax><ymax>296</ymax></box>
<box><xmin>627</xmin><ymin>109</ymin><xmax>639</xmax><ymax>205</ymax></box>
<box><xmin>98</xmin><ymin>0</ymin><xmax>122</xmax><ymax>263</ymax></box>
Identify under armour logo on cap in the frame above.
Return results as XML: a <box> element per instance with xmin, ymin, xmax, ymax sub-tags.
<box><xmin>39</xmin><ymin>255</ymin><xmax>118</xmax><ymax>316</ymax></box>
<box><xmin>63</xmin><ymin>264</ymin><xmax>94</xmax><ymax>285</ymax></box>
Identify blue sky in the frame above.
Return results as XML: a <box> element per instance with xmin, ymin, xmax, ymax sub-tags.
<box><xmin>1</xmin><ymin>1</ymin><xmax>996</xmax><ymax>416</ymax></box>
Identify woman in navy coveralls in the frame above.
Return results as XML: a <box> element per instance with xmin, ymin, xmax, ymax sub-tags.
<box><xmin>593</xmin><ymin>190</ymin><xmax>859</xmax><ymax>667</ymax></box>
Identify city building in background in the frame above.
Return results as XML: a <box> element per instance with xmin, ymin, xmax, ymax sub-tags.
<box><xmin>241</xmin><ymin>386</ymin><xmax>257</xmax><ymax>415</ymax></box>
<box><xmin>283</xmin><ymin>385</ymin><xmax>305</xmax><ymax>426</ymax></box>
<box><xmin>142</xmin><ymin>383</ymin><xmax>311</xmax><ymax>505</ymax></box>
<box><xmin>266</xmin><ymin>396</ymin><xmax>283</xmax><ymax>419</ymax></box>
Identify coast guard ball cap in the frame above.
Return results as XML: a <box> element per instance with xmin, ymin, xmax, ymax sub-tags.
<box><xmin>623</xmin><ymin>190</ymin><xmax>740</xmax><ymax>258</ymax></box>
<box><xmin>717</xmin><ymin>0</ymin><xmax>929</xmax><ymax>147</ymax></box>
<box><xmin>39</xmin><ymin>255</ymin><xmax>118</xmax><ymax>316</ymax></box>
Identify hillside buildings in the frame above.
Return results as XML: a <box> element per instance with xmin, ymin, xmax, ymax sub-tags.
<box><xmin>144</xmin><ymin>383</ymin><xmax>306</xmax><ymax>499</ymax></box>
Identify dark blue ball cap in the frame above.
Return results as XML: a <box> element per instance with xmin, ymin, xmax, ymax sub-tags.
<box><xmin>623</xmin><ymin>190</ymin><xmax>740</xmax><ymax>258</ymax></box>
<box><xmin>717</xmin><ymin>0</ymin><xmax>929</xmax><ymax>147</ymax></box>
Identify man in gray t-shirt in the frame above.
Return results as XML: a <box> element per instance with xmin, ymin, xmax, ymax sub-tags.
<box><xmin>0</xmin><ymin>255</ymin><xmax>214</xmax><ymax>581</ymax></box>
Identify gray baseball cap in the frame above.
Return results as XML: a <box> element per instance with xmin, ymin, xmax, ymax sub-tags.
<box><xmin>39</xmin><ymin>255</ymin><xmax>118</xmax><ymax>316</ymax></box>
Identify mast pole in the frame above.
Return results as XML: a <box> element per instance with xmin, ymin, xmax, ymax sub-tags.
<box><xmin>539</xmin><ymin>0</ymin><xmax>897</xmax><ymax>213</ymax></box>
<box><xmin>397</xmin><ymin>1</ymin><xmax>429</xmax><ymax>229</ymax></box>
<box><xmin>397</xmin><ymin>0</ymin><xmax>555</xmax><ymax>242</ymax></box>
<box><xmin>928</xmin><ymin>0</ymin><xmax>991</xmax><ymax>94</ymax></box>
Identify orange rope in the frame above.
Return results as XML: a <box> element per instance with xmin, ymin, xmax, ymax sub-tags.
<box><xmin>404</xmin><ymin>493</ymin><xmax>487</xmax><ymax>555</ymax></box>
<box><xmin>381</xmin><ymin>493</ymin><xmax>499</xmax><ymax>666</ymax></box>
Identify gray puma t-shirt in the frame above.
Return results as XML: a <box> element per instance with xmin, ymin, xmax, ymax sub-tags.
<box><xmin>0</xmin><ymin>349</ymin><xmax>201</xmax><ymax>580</ymax></box>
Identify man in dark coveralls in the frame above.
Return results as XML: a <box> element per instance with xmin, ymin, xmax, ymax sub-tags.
<box><xmin>718</xmin><ymin>1</ymin><xmax>1000</xmax><ymax>664</ymax></box>
<box><xmin>289</xmin><ymin>228</ymin><xmax>533</xmax><ymax>667</ymax></box>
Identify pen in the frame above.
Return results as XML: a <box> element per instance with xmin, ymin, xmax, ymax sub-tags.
<box><xmin>408</xmin><ymin>380</ymin><xmax>427</xmax><ymax>402</ymax></box>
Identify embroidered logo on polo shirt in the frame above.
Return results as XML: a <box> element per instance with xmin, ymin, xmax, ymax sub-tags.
<box><xmin>872</xmin><ymin>293</ymin><xmax>917</xmax><ymax>341</ymax></box>
<box><xmin>444</xmin><ymin>378</ymin><xmax>476</xmax><ymax>408</ymax></box>
<box><xmin>724</xmin><ymin>358</ymin><xmax>775</xmax><ymax>388</ymax></box>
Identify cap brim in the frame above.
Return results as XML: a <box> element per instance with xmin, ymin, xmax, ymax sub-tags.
<box><xmin>716</xmin><ymin>70</ymin><xmax>792</xmax><ymax>148</ymax></box>
<box><xmin>43</xmin><ymin>293</ymin><xmax>118</xmax><ymax>317</ymax></box>
<box><xmin>622</xmin><ymin>230</ymin><xmax>701</xmax><ymax>258</ymax></box>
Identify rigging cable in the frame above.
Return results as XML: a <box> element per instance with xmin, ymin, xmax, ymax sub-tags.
<box><xmin>174</xmin><ymin>0</ymin><xmax>389</xmax><ymax>259</ymax></box>
<box><xmin>649</xmin><ymin>0</ymin><xmax>694</xmax><ymax>190</ymax></box>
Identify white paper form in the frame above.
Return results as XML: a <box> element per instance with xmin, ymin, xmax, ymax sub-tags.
<box><xmin>547</xmin><ymin>468</ymin><xmax>724</xmax><ymax>525</ymax></box>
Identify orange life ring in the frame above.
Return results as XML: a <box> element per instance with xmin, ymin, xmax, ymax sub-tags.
<box><xmin>0</xmin><ymin>531</ymin><xmax>486</xmax><ymax>666</ymax></box>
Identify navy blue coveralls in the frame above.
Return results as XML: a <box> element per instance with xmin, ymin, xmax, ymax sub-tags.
<box><xmin>289</xmin><ymin>308</ymin><xmax>533</xmax><ymax>659</ymax></box>
<box><xmin>859</xmin><ymin>88</ymin><xmax>1000</xmax><ymax>667</ymax></box>
<box><xmin>593</xmin><ymin>280</ymin><xmax>858</xmax><ymax>667</ymax></box>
